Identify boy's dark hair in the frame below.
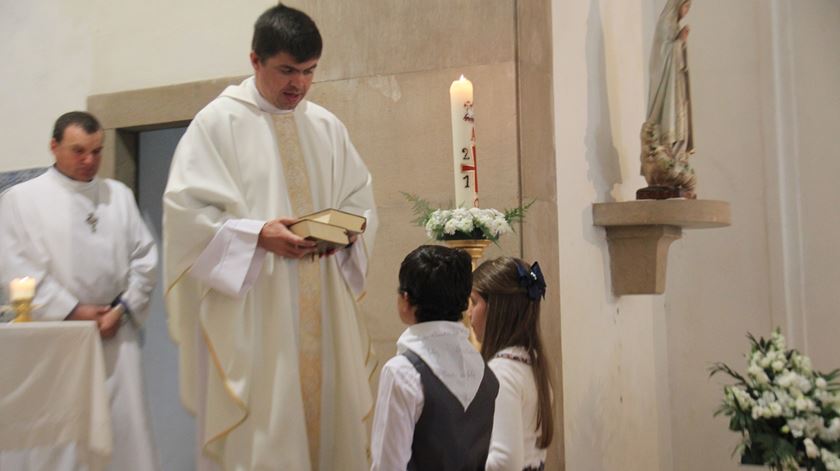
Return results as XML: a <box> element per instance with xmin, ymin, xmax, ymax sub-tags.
<box><xmin>52</xmin><ymin>111</ymin><xmax>101</xmax><ymax>143</ymax></box>
<box><xmin>398</xmin><ymin>245</ymin><xmax>472</xmax><ymax>323</ymax></box>
<box><xmin>252</xmin><ymin>3</ymin><xmax>322</xmax><ymax>63</ymax></box>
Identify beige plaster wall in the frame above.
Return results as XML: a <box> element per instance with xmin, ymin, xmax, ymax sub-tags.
<box><xmin>516</xmin><ymin>0</ymin><xmax>564</xmax><ymax>466</ymax></box>
<box><xmin>551</xmin><ymin>0</ymin><xmax>672</xmax><ymax>469</ymax></box>
<box><xmin>1</xmin><ymin>1</ymin><xmax>96</xmax><ymax>171</ymax></box>
<box><xmin>667</xmin><ymin>1</ymin><xmax>840</xmax><ymax>470</ymax></box>
<box><xmin>787</xmin><ymin>0</ymin><xmax>840</xmax><ymax>371</ymax></box>
<box><xmin>313</xmin><ymin>60</ymin><xmax>523</xmax><ymax>377</ymax></box>
<box><xmin>664</xmin><ymin>1</ymin><xmax>775</xmax><ymax>469</ymax></box>
<box><xmin>551</xmin><ymin>0</ymin><xmax>840</xmax><ymax>470</ymax></box>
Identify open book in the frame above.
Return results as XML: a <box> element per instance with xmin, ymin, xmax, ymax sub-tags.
<box><xmin>289</xmin><ymin>209</ymin><xmax>367</xmax><ymax>253</ymax></box>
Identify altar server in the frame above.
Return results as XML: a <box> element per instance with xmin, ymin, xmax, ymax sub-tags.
<box><xmin>0</xmin><ymin>111</ymin><xmax>159</xmax><ymax>470</ymax></box>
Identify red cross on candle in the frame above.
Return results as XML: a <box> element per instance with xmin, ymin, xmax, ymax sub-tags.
<box><xmin>461</xmin><ymin>144</ymin><xmax>478</xmax><ymax>193</ymax></box>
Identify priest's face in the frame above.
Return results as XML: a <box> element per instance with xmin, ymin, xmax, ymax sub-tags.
<box><xmin>251</xmin><ymin>51</ymin><xmax>319</xmax><ymax>110</ymax></box>
<box><xmin>51</xmin><ymin>125</ymin><xmax>104</xmax><ymax>182</ymax></box>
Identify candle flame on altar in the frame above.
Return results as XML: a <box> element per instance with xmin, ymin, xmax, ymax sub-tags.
<box><xmin>459</xmin><ymin>74</ymin><xmax>466</xmax><ymax>81</ymax></box>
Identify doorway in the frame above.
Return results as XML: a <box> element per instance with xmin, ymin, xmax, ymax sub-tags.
<box><xmin>136</xmin><ymin>126</ymin><xmax>193</xmax><ymax>470</ymax></box>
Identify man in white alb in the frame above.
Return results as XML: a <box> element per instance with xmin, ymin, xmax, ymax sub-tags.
<box><xmin>163</xmin><ymin>4</ymin><xmax>378</xmax><ymax>471</ymax></box>
<box><xmin>0</xmin><ymin>111</ymin><xmax>159</xmax><ymax>470</ymax></box>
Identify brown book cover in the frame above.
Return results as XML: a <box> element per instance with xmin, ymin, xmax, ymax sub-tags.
<box><xmin>299</xmin><ymin>208</ymin><xmax>366</xmax><ymax>234</ymax></box>
<box><xmin>289</xmin><ymin>219</ymin><xmax>350</xmax><ymax>253</ymax></box>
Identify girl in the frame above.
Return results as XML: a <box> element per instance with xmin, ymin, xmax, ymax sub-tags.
<box><xmin>470</xmin><ymin>257</ymin><xmax>553</xmax><ymax>471</ymax></box>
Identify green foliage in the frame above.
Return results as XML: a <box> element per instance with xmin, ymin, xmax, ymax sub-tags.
<box><xmin>503</xmin><ymin>199</ymin><xmax>535</xmax><ymax>226</ymax></box>
<box><xmin>401</xmin><ymin>192</ymin><xmax>437</xmax><ymax>226</ymax></box>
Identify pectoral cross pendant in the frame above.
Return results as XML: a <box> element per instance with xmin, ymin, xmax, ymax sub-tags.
<box><xmin>86</xmin><ymin>212</ymin><xmax>98</xmax><ymax>233</ymax></box>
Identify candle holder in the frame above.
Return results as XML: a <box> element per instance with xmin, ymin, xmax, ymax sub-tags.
<box><xmin>6</xmin><ymin>277</ymin><xmax>37</xmax><ymax>322</ymax></box>
<box><xmin>443</xmin><ymin>239</ymin><xmax>492</xmax><ymax>271</ymax></box>
<box><xmin>11</xmin><ymin>298</ymin><xmax>33</xmax><ymax>322</ymax></box>
<box><xmin>0</xmin><ymin>298</ymin><xmax>34</xmax><ymax>323</ymax></box>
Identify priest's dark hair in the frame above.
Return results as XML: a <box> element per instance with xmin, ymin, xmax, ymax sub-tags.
<box><xmin>252</xmin><ymin>3</ymin><xmax>322</xmax><ymax>63</ymax></box>
<box><xmin>52</xmin><ymin>111</ymin><xmax>101</xmax><ymax>143</ymax></box>
<box><xmin>398</xmin><ymin>245</ymin><xmax>472</xmax><ymax>323</ymax></box>
<box><xmin>473</xmin><ymin>257</ymin><xmax>554</xmax><ymax>449</ymax></box>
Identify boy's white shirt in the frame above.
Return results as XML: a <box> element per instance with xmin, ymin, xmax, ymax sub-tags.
<box><xmin>370</xmin><ymin>321</ymin><xmax>486</xmax><ymax>471</ymax></box>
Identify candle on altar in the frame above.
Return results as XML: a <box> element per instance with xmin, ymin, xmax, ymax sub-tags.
<box><xmin>450</xmin><ymin>75</ymin><xmax>479</xmax><ymax>208</ymax></box>
<box><xmin>9</xmin><ymin>276</ymin><xmax>36</xmax><ymax>302</ymax></box>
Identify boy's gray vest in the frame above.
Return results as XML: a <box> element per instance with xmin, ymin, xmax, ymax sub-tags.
<box><xmin>403</xmin><ymin>349</ymin><xmax>500</xmax><ymax>471</ymax></box>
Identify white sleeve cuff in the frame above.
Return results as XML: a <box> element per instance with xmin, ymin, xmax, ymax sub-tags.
<box><xmin>188</xmin><ymin>219</ymin><xmax>267</xmax><ymax>298</ymax></box>
<box><xmin>335</xmin><ymin>237</ymin><xmax>368</xmax><ymax>298</ymax></box>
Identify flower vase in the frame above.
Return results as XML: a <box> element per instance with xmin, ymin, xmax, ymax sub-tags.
<box><xmin>442</xmin><ymin>239</ymin><xmax>492</xmax><ymax>271</ymax></box>
<box><xmin>443</xmin><ymin>239</ymin><xmax>492</xmax><ymax>350</ymax></box>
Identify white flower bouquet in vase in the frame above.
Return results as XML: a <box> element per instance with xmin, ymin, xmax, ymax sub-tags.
<box><xmin>710</xmin><ymin>329</ymin><xmax>840</xmax><ymax>470</ymax></box>
<box><xmin>402</xmin><ymin>192</ymin><xmax>530</xmax><ymax>243</ymax></box>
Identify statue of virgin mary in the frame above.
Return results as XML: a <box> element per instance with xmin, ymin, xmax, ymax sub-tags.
<box><xmin>639</xmin><ymin>0</ymin><xmax>696</xmax><ymax>199</ymax></box>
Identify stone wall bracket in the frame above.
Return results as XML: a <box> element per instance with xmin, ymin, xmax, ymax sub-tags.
<box><xmin>592</xmin><ymin>199</ymin><xmax>731</xmax><ymax>295</ymax></box>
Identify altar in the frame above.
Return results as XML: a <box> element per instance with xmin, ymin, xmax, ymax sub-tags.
<box><xmin>0</xmin><ymin>321</ymin><xmax>112</xmax><ymax>470</ymax></box>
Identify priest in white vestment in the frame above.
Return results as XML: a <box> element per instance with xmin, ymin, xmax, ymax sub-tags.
<box><xmin>0</xmin><ymin>111</ymin><xmax>159</xmax><ymax>470</ymax></box>
<box><xmin>163</xmin><ymin>5</ymin><xmax>378</xmax><ymax>471</ymax></box>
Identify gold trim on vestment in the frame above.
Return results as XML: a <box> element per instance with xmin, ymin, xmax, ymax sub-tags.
<box><xmin>162</xmin><ymin>268</ymin><xmax>198</xmax><ymax>417</ymax></box>
<box><xmin>364</xmin><ymin>337</ymin><xmax>373</xmax><ymax>365</ymax></box>
<box><xmin>273</xmin><ymin>113</ymin><xmax>323</xmax><ymax>469</ymax></box>
<box><xmin>164</xmin><ymin>267</ymin><xmax>191</xmax><ymax>299</ymax></box>
<box><xmin>367</xmin><ymin>359</ymin><xmax>380</xmax><ymax>386</ymax></box>
<box><xmin>200</xmin><ymin>326</ymin><xmax>250</xmax><ymax>459</ymax></box>
<box><xmin>361</xmin><ymin>359</ymin><xmax>379</xmax><ymax>423</ymax></box>
<box><xmin>163</xmin><ymin>266</ymin><xmax>198</xmax><ymax>346</ymax></box>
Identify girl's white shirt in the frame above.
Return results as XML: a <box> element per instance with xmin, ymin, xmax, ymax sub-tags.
<box><xmin>486</xmin><ymin>346</ymin><xmax>548</xmax><ymax>471</ymax></box>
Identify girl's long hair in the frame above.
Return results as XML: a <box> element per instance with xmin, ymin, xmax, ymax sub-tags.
<box><xmin>473</xmin><ymin>257</ymin><xmax>554</xmax><ymax>449</ymax></box>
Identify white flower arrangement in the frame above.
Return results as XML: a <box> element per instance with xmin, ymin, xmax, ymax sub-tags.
<box><xmin>403</xmin><ymin>193</ymin><xmax>530</xmax><ymax>242</ymax></box>
<box><xmin>711</xmin><ymin>328</ymin><xmax>840</xmax><ymax>471</ymax></box>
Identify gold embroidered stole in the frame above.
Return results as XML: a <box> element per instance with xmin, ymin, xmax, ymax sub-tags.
<box><xmin>272</xmin><ymin>113</ymin><xmax>322</xmax><ymax>468</ymax></box>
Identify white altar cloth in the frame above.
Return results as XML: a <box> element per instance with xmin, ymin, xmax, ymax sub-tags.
<box><xmin>0</xmin><ymin>321</ymin><xmax>112</xmax><ymax>470</ymax></box>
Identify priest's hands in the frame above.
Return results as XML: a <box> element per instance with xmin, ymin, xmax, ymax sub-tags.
<box><xmin>258</xmin><ymin>218</ymin><xmax>318</xmax><ymax>259</ymax></box>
